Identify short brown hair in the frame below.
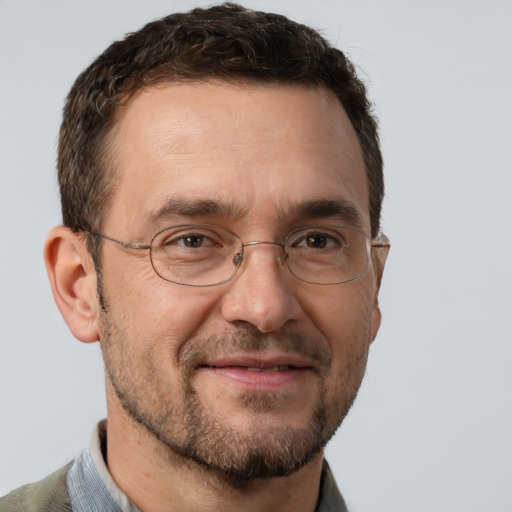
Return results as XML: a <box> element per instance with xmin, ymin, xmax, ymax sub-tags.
<box><xmin>58</xmin><ymin>2</ymin><xmax>384</xmax><ymax>254</ymax></box>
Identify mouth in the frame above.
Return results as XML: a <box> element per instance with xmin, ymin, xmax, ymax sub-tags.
<box><xmin>198</xmin><ymin>355</ymin><xmax>313</xmax><ymax>391</ymax></box>
<box><xmin>203</xmin><ymin>364</ymin><xmax>299</xmax><ymax>373</ymax></box>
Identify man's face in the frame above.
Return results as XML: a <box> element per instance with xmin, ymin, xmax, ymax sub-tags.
<box><xmin>96</xmin><ymin>82</ymin><xmax>384</xmax><ymax>480</ymax></box>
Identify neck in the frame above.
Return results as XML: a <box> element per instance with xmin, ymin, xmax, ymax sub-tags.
<box><xmin>105</xmin><ymin>405</ymin><xmax>324</xmax><ymax>512</ymax></box>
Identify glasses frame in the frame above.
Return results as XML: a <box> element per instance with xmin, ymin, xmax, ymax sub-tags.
<box><xmin>90</xmin><ymin>224</ymin><xmax>390</xmax><ymax>287</ymax></box>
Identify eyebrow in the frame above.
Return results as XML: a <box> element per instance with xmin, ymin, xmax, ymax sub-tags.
<box><xmin>147</xmin><ymin>198</ymin><xmax>248</xmax><ymax>224</ymax></box>
<box><xmin>146</xmin><ymin>197</ymin><xmax>363</xmax><ymax>229</ymax></box>
<box><xmin>281</xmin><ymin>198</ymin><xmax>364</xmax><ymax>228</ymax></box>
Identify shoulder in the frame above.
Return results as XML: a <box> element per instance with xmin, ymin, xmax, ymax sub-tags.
<box><xmin>317</xmin><ymin>460</ymin><xmax>349</xmax><ymax>512</ymax></box>
<box><xmin>0</xmin><ymin>463</ymin><xmax>73</xmax><ymax>512</ymax></box>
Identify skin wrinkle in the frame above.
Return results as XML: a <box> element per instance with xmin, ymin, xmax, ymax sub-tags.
<box><xmin>115</xmin><ymin>196</ymin><xmax>366</xmax><ymax>249</ymax></box>
<box><xmin>43</xmin><ymin>6</ymin><xmax>389</xmax><ymax>508</ymax></box>
<box><xmin>89</xmin><ymin>83</ymin><xmax>385</xmax><ymax>506</ymax></box>
<box><xmin>177</xmin><ymin>328</ymin><xmax>332</xmax><ymax>375</ymax></box>
<box><xmin>145</xmin><ymin>197</ymin><xmax>364</xmax><ymax>232</ymax></box>
<box><xmin>101</xmin><ymin>298</ymin><xmax>365</xmax><ymax>482</ymax></box>
<box><xmin>102</xmin><ymin>311</ymin><xmax>343</xmax><ymax>482</ymax></box>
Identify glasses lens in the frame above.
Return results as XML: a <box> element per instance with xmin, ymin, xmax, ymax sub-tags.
<box><xmin>284</xmin><ymin>226</ymin><xmax>370</xmax><ymax>284</ymax></box>
<box><xmin>150</xmin><ymin>225</ymin><xmax>242</xmax><ymax>286</ymax></box>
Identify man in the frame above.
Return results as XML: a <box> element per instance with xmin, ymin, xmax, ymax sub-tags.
<box><xmin>1</xmin><ymin>3</ymin><xmax>389</xmax><ymax>511</ymax></box>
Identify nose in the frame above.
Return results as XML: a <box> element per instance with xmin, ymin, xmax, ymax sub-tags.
<box><xmin>220</xmin><ymin>242</ymin><xmax>302</xmax><ymax>333</ymax></box>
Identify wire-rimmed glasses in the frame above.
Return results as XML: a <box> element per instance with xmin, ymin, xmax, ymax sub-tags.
<box><xmin>91</xmin><ymin>224</ymin><xmax>389</xmax><ymax>286</ymax></box>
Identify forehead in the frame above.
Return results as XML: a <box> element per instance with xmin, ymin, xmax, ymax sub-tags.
<box><xmin>105</xmin><ymin>81</ymin><xmax>369</xmax><ymax>235</ymax></box>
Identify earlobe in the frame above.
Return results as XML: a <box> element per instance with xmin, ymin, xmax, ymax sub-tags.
<box><xmin>370</xmin><ymin>305</ymin><xmax>381</xmax><ymax>343</ymax></box>
<box><xmin>370</xmin><ymin>244</ymin><xmax>390</xmax><ymax>342</ymax></box>
<box><xmin>44</xmin><ymin>226</ymin><xmax>100</xmax><ymax>343</ymax></box>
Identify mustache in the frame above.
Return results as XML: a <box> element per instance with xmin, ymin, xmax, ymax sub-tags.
<box><xmin>178</xmin><ymin>325</ymin><xmax>332</xmax><ymax>374</ymax></box>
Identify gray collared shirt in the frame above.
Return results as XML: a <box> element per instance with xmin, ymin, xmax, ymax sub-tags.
<box><xmin>66</xmin><ymin>421</ymin><xmax>347</xmax><ymax>512</ymax></box>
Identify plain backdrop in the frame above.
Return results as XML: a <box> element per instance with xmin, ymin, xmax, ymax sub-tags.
<box><xmin>1</xmin><ymin>1</ymin><xmax>511</xmax><ymax>511</ymax></box>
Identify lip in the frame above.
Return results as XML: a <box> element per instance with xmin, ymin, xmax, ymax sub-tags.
<box><xmin>199</xmin><ymin>352</ymin><xmax>314</xmax><ymax>391</ymax></box>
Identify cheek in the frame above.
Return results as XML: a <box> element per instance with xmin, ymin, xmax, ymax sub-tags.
<box><xmin>300</xmin><ymin>281</ymin><xmax>375</xmax><ymax>377</ymax></box>
<box><xmin>303</xmin><ymin>280</ymin><xmax>375</xmax><ymax>341</ymax></box>
<box><xmin>102</xmin><ymin>257</ymin><xmax>223</xmax><ymax>349</ymax></box>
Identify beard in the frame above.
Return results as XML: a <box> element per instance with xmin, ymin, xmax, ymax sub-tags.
<box><xmin>100</xmin><ymin>307</ymin><xmax>364</xmax><ymax>484</ymax></box>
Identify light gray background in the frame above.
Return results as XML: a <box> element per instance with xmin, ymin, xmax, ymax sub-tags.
<box><xmin>1</xmin><ymin>1</ymin><xmax>511</xmax><ymax>510</ymax></box>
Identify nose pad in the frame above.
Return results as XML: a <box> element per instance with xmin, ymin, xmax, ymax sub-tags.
<box><xmin>221</xmin><ymin>241</ymin><xmax>302</xmax><ymax>332</ymax></box>
<box><xmin>232</xmin><ymin>252</ymin><xmax>243</xmax><ymax>266</ymax></box>
<box><xmin>232</xmin><ymin>242</ymin><xmax>287</xmax><ymax>270</ymax></box>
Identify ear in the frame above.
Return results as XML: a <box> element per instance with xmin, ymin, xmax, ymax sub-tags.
<box><xmin>44</xmin><ymin>226</ymin><xmax>100</xmax><ymax>343</ymax></box>
<box><xmin>369</xmin><ymin>244</ymin><xmax>390</xmax><ymax>342</ymax></box>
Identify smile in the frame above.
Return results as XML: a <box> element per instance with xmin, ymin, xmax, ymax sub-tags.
<box><xmin>198</xmin><ymin>358</ymin><xmax>312</xmax><ymax>392</ymax></box>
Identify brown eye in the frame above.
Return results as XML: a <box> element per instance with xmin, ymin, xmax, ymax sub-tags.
<box><xmin>181</xmin><ymin>235</ymin><xmax>205</xmax><ymax>248</ymax></box>
<box><xmin>306</xmin><ymin>234</ymin><xmax>328</xmax><ymax>248</ymax></box>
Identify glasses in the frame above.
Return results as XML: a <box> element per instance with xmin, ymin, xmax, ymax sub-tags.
<box><xmin>91</xmin><ymin>224</ymin><xmax>389</xmax><ymax>287</ymax></box>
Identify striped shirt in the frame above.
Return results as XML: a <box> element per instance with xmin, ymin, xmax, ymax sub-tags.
<box><xmin>65</xmin><ymin>421</ymin><xmax>347</xmax><ymax>512</ymax></box>
<box><xmin>66</xmin><ymin>421</ymin><xmax>141</xmax><ymax>512</ymax></box>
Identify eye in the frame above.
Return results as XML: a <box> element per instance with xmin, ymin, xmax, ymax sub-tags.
<box><xmin>178</xmin><ymin>234</ymin><xmax>211</xmax><ymax>248</ymax></box>
<box><xmin>292</xmin><ymin>230</ymin><xmax>343</xmax><ymax>250</ymax></box>
<box><xmin>163</xmin><ymin>231</ymin><xmax>219</xmax><ymax>249</ymax></box>
<box><xmin>153</xmin><ymin>225</ymin><xmax>237</xmax><ymax>254</ymax></box>
<box><xmin>304</xmin><ymin>233</ymin><xmax>329</xmax><ymax>249</ymax></box>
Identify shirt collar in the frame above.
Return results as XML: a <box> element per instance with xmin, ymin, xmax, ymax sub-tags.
<box><xmin>67</xmin><ymin>420</ymin><xmax>347</xmax><ymax>512</ymax></box>
<box><xmin>66</xmin><ymin>420</ymin><xmax>141</xmax><ymax>512</ymax></box>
